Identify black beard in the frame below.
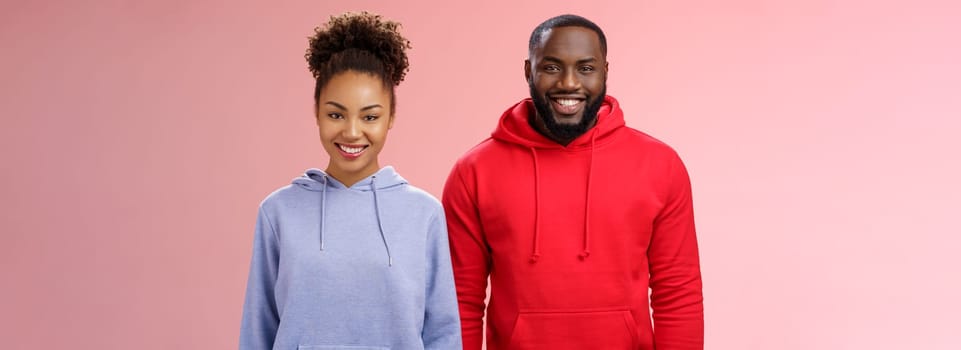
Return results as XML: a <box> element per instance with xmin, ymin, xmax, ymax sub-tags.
<box><xmin>528</xmin><ymin>82</ymin><xmax>606</xmax><ymax>143</ymax></box>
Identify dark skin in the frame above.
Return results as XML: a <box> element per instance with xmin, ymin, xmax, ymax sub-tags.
<box><xmin>525</xmin><ymin>26</ymin><xmax>609</xmax><ymax>145</ymax></box>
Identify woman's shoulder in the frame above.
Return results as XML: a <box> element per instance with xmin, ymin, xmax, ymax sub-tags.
<box><xmin>369</xmin><ymin>182</ymin><xmax>441</xmax><ymax>223</ymax></box>
<box><xmin>257</xmin><ymin>183</ymin><xmax>312</xmax><ymax>211</ymax></box>
<box><xmin>387</xmin><ymin>183</ymin><xmax>442</xmax><ymax>210</ymax></box>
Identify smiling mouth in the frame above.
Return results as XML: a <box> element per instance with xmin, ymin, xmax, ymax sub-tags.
<box><xmin>336</xmin><ymin>143</ymin><xmax>369</xmax><ymax>158</ymax></box>
<box><xmin>550</xmin><ymin>97</ymin><xmax>585</xmax><ymax>116</ymax></box>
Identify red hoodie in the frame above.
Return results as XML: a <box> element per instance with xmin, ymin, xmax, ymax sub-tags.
<box><xmin>443</xmin><ymin>96</ymin><xmax>703</xmax><ymax>350</ymax></box>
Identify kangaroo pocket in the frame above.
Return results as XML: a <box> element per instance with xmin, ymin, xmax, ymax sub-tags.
<box><xmin>298</xmin><ymin>346</ymin><xmax>389</xmax><ymax>350</ymax></box>
<box><xmin>507</xmin><ymin>309</ymin><xmax>639</xmax><ymax>350</ymax></box>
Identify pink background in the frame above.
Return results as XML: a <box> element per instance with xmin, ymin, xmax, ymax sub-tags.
<box><xmin>2</xmin><ymin>0</ymin><xmax>959</xmax><ymax>348</ymax></box>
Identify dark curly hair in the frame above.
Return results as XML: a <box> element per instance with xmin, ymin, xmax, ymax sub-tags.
<box><xmin>306</xmin><ymin>11</ymin><xmax>411</xmax><ymax>114</ymax></box>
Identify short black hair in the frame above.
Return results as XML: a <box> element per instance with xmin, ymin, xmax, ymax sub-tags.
<box><xmin>528</xmin><ymin>14</ymin><xmax>607</xmax><ymax>57</ymax></box>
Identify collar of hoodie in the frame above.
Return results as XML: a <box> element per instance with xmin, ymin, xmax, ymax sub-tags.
<box><xmin>292</xmin><ymin>167</ymin><xmax>407</xmax><ymax>266</ymax></box>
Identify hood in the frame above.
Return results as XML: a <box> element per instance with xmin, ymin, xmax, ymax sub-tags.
<box><xmin>292</xmin><ymin>166</ymin><xmax>408</xmax><ymax>192</ymax></box>
<box><xmin>491</xmin><ymin>95</ymin><xmax>625</xmax><ymax>149</ymax></box>
<box><xmin>291</xmin><ymin>166</ymin><xmax>406</xmax><ymax>266</ymax></box>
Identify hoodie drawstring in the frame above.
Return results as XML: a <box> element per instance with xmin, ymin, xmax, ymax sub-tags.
<box><xmin>579</xmin><ymin>131</ymin><xmax>596</xmax><ymax>260</ymax></box>
<box><xmin>529</xmin><ymin>147</ymin><xmax>541</xmax><ymax>263</ymax></box>
<box><xmin>529</xmin><ymin>129</ymin><xmax>596</xmax><ymax>262</ymax></box>
<box><xmin>320</xmin><ymin>175</ymin><xmax>328</xmax><ymax>251</ymax></box>
<box><xmin>371</xmin><ymin>176</ymin><xmax>394</xmax><ymax>266</ymax></box>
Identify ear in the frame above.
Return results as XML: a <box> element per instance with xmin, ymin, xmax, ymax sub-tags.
<box><xmin>388</xmin><ymin>114</ymin><xmax>395</xmax><ymax>130</ymax></box>
<box><xmin>604</xmin><ymin>61</ymin><xmax>609</xmax><ymax>74</ymax></box>
<box><xmin>314</xmin><ymin>104</ymin><xmax>321</xmax><ymax>126</ymax></box>
<box><xmin>524</xmin><ymin>59</ymin><xmax>532</xmax><ymax>84</ymax></box>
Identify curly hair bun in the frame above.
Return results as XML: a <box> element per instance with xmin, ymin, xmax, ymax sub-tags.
<box><xmin>306</xmin><ymin>11</ymin><xmax>411</xmax><ymax>85</ymax></box>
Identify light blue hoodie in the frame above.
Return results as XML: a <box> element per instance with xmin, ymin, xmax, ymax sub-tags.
<box><xmin>240</xmin><ymin>167</ymin><xmax>462</xmax><ymax>350</ymax></box>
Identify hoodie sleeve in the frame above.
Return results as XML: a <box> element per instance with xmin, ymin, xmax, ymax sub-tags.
<box><xmin>442</xmin><ymin>161</ymin><xmax>489</xmax><ymax>350</ymax></box>
<box><xmin>422</xmin><ymin>209</ymin><xmax>464</xmax><ymax>349</ymax></box>
<box><xmin>649</xmin><ymin>154</ymin><xmax>705</xmax><ymax>350</ymax></box>
<box><xmin>239</xmin><ymin>207</ymin><xmax>281</xmax><ymax>350</ymax></box>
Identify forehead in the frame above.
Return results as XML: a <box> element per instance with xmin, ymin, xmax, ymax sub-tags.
<box><xmin>319</xmin><ymin>71</ymin><xmax>391</xmax><ymax>102</ymax></box>
<box><xmin>532</xmin><ymin>26</ymin><xmax>603</xmax><ymax>60</ymax></box>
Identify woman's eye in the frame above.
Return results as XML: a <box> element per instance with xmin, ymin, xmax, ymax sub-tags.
<box><xmin>364</xmin><ymin>115</ymin><xmax>379</xmax><ymax>121</ymax></box>
<box><xmin>327</xmin><ymin>113</ymin><xmax>343</xmax><ymax>119</ymax></box>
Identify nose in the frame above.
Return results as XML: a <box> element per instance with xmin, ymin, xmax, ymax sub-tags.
<box><xmin>343</xmin><ymin>118</ymin><xmax>362</xmax><ymax>139</ymax></box>
<box><xmin>557</xmin><ymin>69</ymin><xmax>580</xmax><ymax>91</ymax></box>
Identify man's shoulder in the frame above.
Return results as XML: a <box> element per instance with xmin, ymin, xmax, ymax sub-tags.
<box><xmin>453</xmin><ymin>137</ymin><xmax>511</xmax><ymax>166</ymax></box>
<box><xmin>615</xmin><ymin>126</ymin><xmax>680</xmax><ymax>158</ymax></box>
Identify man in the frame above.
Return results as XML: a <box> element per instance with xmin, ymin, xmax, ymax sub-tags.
<box><xmin>442</xmin><ymin>14</ymin><xmax>704</xmax><ymax>349</ymax></box>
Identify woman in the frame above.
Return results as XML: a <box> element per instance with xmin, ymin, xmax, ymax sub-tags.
<box><xmin>239</xmin><ymin>12</ymin><xmax>461</xmax><ymax>350</ymax></box>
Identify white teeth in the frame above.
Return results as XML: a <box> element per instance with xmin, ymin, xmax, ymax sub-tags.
<box><xmin>555</xmin><ymin>99</ymin><xmax>580</xmax><ymax>106</ymax></box>
<box><xmin>338</xmin><ymin>144</ymin><xmax>365</xmax><ymax>154</ymax></box>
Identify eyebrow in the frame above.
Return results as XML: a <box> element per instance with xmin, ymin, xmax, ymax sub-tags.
<box><xmin>542</xmin><ymin>55</ymin><xmax>598</xmax><ymax>65</ymax></box>
<box><xmin>324</xmin><ymin>101</ymin><xmax>383</xmax><ymax>111</ymax></box>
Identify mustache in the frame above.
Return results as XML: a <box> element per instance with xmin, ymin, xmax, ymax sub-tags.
<box><xmin>528</xmin><ymin>82</ymin><xmax>606</xmax><ymax>141</ymax></box>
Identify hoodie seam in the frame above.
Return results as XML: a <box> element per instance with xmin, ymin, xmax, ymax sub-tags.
<box><xmin>453</xmin><ymin>162</ymin><xmax>481</xmax><ymax>212</ymax></box>
<box><xmin>452</xmin><ymin>161</ymin><xmax>487</xmax><ymax>242</ymax></box>
<box><xmin>424</xmin><ymin>208</ymin><xmax>441</xmax><ymax>272</ymax></box>
<box><xmin>259</xmin><ymin>205</ymin><xmax>280</xmax><ymax>244</ymax></box>
<box><xmin>426</xmin><ymin>209</ymin><xmax>440</xmax><ymax>248</ymax></box>
<box><xmin>654</xmin><ymin>153</ymin><xmax>681</xmax><ymax>224</ymax></box>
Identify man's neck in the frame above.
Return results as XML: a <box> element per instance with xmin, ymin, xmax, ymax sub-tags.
<box><xmin>528</xmin><ymin>114</ymin><xmax>573</xmax><ymax>146</ymax></box>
